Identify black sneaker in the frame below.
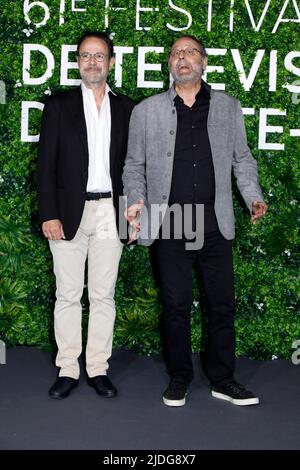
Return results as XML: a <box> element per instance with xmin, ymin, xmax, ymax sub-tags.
<box><xmin>211</xmin><ymin>380</ymin><xmax>259</xmax><ymax>406</ymax></box>
<box><xmin>162</xmin><ymin>379</ymin><xmax>189</xmax><ymax>407</ymax></box>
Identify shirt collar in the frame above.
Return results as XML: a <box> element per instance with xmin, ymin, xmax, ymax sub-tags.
<box><xmin>81</xmin><ymin>81</ymin><xmax>116</xmax><ymax>97</ymax></box>
<box><xmin>168</xmin><ymin>79</ymin><xmax>211</xmax><ymax>104</ymax></box>
<box><xmin>195</xmin><ymin>82</ymin><xmax>211</xmax><ymax>102</ymax></box>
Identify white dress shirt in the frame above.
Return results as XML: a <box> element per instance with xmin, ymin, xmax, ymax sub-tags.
<box><xmin>81</xmin><ymin>81</ymin><xmax>114</xmax><ymax>193</ymax></box>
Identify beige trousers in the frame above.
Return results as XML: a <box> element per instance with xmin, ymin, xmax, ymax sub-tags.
<box><xmin>49</xmin><ymin>199</ymin><xmax>123</xmax><ymax>379</ymax></box>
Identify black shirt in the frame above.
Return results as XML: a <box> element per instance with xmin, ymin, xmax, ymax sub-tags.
<box><xmin>168</xmin><ymin>83</ymin><xmax>218</xmax><ymax>235</ymax></box>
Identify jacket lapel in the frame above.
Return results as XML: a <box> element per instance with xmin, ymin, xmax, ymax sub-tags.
<box><xmin>69</xmin><ymin>87</ymin><xmax>89</xmax><ymax>172</ymax></box>
<box><xmin>109</xmin><ymin>92</ymin><xmax>121</xmax><ymax>182</ymax></box>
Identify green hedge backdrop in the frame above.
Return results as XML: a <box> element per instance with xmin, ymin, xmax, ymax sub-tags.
<box><xmin>0</xmin><ymin>0</ymin><xmax>299</xmax><ymax>359</ymax></box>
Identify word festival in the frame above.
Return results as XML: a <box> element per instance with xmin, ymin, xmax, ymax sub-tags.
<box><xmin>20</xmin><ymin>0</ymin><xmax>300</xmax><ymax>149</ymax></box>
<box><xmin>23</xmin><ymin>0</ymin><xmax>300</xmax><ymax>33</ymax></box>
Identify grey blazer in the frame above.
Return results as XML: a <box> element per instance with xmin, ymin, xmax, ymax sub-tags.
<box><xmin>122</xmin><ymin>82</ymin><xmax>264</xmax><ymax>246</ymax></box>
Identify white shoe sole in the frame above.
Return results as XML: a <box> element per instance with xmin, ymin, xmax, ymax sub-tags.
<box><xmin>211</xmin><ymin>390</ymin><xmax>259</xmax><ymax>406</ymax></box>
<box><xmin>163</xmin><ymin>396</ymin><xmax>186</xmax><ymax>407</ymax></box>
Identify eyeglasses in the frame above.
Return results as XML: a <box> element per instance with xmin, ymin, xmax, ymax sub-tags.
<box><xmin>77</xmin><ymin>52</ymin><xmax>109</xmax><ymax>62</ymax></box>
<box><xmin>169</xmin><ymin>48</ymin><xmax>201</xmax><ymax>58</ymax></box>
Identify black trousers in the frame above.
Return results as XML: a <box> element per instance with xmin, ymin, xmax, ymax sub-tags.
<box><xmin>153</xmin><ymin>230</ymin><xmax>236</xmax><ymax>386</ymax></box>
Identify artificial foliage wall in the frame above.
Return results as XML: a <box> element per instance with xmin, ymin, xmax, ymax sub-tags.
<box><xmin>0</xmin><ymin>0</ymin><xmax>299</xmax><ymax>359</ymax></box>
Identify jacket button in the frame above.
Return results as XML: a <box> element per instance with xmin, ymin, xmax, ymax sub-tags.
<box><xmin>172</xmin><ymin>109</ymin><xmax>175</xmax><ymax>114</ymax></box>
<box><xmin>162</xmin><ymin>195</ymin><xmax>167</xmax><ymax>200</ymax></box>
<box><xmin>167</xmin><ymin>152</ymin><xmax>172</xmax><ymax>157</ymax></box>
<box><xmin>170</xmin><ymin>130</ymin><xmax>174</xmax><ymax>135</ymax></box>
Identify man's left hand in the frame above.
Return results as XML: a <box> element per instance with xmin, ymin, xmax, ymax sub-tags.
<box><xmin>251</xmin><ymin>201</ymin><xmax>268</xmax><ymax>224</ymax></box>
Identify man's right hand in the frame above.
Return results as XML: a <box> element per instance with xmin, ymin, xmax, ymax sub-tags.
<box><xmin>124</xmin><ymin>199</ymin><xmax>144</xmax><ymax>243</ymax></box>
<box><xmin>42</xmin><ymin>219</ymin><xmax>65</xmax><ymax>240</ymax></box>
<box><xmin>124</xmin><ymin>199</ymin><xmax>144</xmax><ymax>223</ymax></box>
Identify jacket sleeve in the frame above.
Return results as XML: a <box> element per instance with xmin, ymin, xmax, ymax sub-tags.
<box><xmin>37</xmin><ymin>97</ymin><xmax>60</xmax><ymax>223</ymax></box>
<box><xmin>232</xmin><ymin>99</ymin><xmax>264</xmax><ymax>212</ymax></box>
<box><xmin>122</xmin><ymin>103</ymin><xmax>147</xmax><ymax>208</ymax></box>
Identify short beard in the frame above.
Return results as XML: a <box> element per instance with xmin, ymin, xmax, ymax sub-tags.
<box><xmin>81</xmin><ymin>69</ymin><xmax>108</xmax><ymax>86</ymax></box>
<box><xmin>170</xmin><ymin>62</ymin><xmax>203</xmax><ymax>84</ymax></box>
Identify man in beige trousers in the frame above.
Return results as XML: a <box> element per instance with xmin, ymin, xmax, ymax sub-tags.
<box><xmin>37</xmin><ymin>31</ymin><xmax>134</xmax><ymax>399</ymax></box>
